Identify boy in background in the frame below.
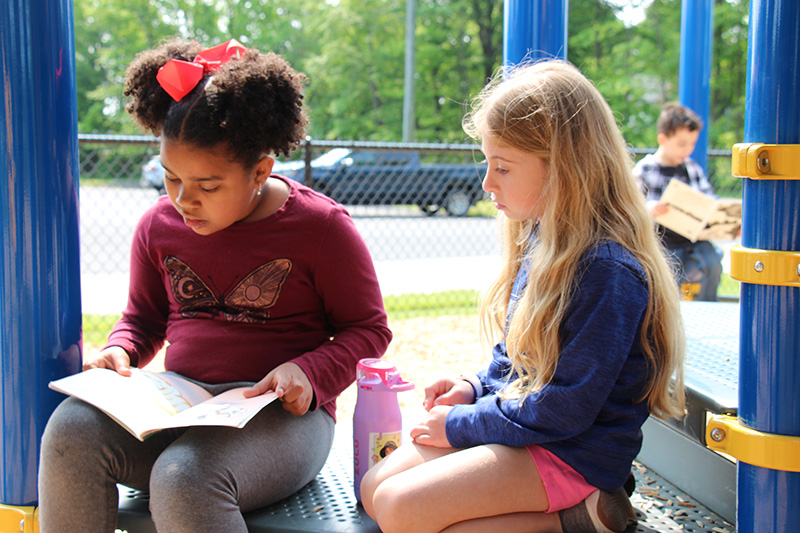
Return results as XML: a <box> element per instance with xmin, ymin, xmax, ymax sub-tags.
<box><xmin>634</xmin><ymin>102</ymin><xmax>722</xmax><ymax>301</ymax></box>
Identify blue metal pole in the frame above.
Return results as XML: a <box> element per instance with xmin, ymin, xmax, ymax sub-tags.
<box><xmin>504</xmin><ymin>0</ymin><xmax>568</xmax><ymax>67</ymax></box>
<box><xmin>0</xmin><ymin>0</ymin><xmax>82</xmax><ymax>506</ymax></box>
<box><xmin>737</xmin><ymin>0</ymin><xmax>800</xmax><ymax>531</ymax></box>
<box><xmin>678</xmin><ymin>0</ymin><xmax>714</xmax><ymax>172</ymax></box>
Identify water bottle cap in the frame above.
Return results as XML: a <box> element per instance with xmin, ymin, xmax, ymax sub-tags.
<box><xmin>357</xmin><ymin>358</ymin><xmax>415</xmax><ymax>391</ymax></box>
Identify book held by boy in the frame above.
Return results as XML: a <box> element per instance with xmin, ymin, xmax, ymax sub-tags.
<box><xmin>655</xmin><ymin>178</ymin><xmax>742</xmax><ymax>242</ymax></box>
<box><xmin>49</xmin><ymin>368</ymin><xmax>278</xmax><ymax>441</ymax></box>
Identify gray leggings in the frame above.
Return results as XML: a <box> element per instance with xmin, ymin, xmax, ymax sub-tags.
<box><xmin>38</xmin><ymin>385</ymin><xmax>335</xmax><ymax>533</ymax></box>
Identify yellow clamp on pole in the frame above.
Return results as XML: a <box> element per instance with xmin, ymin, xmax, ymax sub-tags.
<box><xmin>0</xmin><ymin>504</ymin><xmax>38</xmax><ymax>533</ymax></box>
<box><xmin>732</xmin><ymin>143</ymin><xmax>800</xmax><ymax>179</ymax></box>
<box><xmin>729</xmin><ymin>244</ymin><xmax>800</xmax><ymax>288</ymax></box>
<box><xmin>707</xmin><ymin>414</ymin><xmax>800</xmax><ymax>472</ymax></box>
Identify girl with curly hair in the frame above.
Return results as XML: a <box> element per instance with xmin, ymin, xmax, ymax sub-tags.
<box><xmin>360</xmin><ymin>60</ymin><xmax>685</xmax><ymax>533</ymax></box>
<box><xmin>38</xmin><ymin>38</ymin><xmax>391</xmax><ymax>532</ymax></box>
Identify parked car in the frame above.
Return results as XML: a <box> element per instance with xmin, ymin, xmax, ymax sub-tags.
<box><xmin>141</xmin><ymin>155</ymin><xmax>166</xmax><ymax>194</ymax></box>
<box><xmin>276</xmin><ymin>149</ymin><xmax>486</xmax><ymax>216</ymax></box>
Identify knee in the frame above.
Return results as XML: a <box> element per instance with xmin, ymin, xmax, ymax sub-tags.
<box><xmin>359</xmin><ymin>467</ymin><xmax>380</xmax><ymax>519</ymax></box>
<box><xmin>149</xmin><ymin>444</ymin><xmax>236</xmax><ymax>505</ymax></box>
<box><xmin>150</xmin><ymin>450</ymin><xmax>208</xmax><ymax>497</ymax></box>
<box><xmin>371</xmin><ymin>482</ymin><xmax>424</xmax><ymax>533</ymax></box>
<box><xmin>41</xmin><ymin>399</ymin><xmax>107</xmax><ymax>454</ymax></box>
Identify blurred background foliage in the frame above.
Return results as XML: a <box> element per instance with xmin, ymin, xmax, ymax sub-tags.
<box><xmin>74</xmin><ymin>0</ymin><xmax>748</xmax><ymax>149</ymax></box>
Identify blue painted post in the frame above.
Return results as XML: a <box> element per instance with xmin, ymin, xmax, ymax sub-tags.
<box><xmin>504</xmin><ymin>0</ymin><xmax>568</xmax><ymax>66</ymax></box>
<box><xmin>737</xmin><ymin>1</ymin><xmax>800</xmax><ymax>531</ymax></box>
<box><xmin>678</xmin><ymin>0</ymin><xmax>714</xmax><ymax>172</ymax></box>
<box><xmin>0</xmin><ymin>0</ymin><xmax>82</xmax><ymax>507</ymax></box>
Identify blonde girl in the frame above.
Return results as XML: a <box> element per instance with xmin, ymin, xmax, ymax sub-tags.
<box><xmin>360</xmin><ymin>60</ymin><xmax>685</xmax><ymax>533</ymax></box>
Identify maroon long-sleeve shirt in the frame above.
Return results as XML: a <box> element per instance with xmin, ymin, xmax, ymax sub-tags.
<box><xmin>105</xmin><ymin>177</ymin><xmax>392</xmax><ymax>418</ymax></box>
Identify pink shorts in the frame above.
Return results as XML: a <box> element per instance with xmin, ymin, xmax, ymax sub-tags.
<box><xmin>526</xmin><ymin>445</ymin><xmax>596</xmax><ymax>513</ymax></box>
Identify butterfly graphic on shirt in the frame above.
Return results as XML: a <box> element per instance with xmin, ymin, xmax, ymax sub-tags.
<box><xmin>163</xmin><ymin>255</ymin><xmax>292</xmax><ymax>324</ymax></box>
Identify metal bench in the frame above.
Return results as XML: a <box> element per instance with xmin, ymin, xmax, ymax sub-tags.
<box><xmin>638</xmin><ymin>300</ymin><xmax>740</xmax><ymax>524</ymax></box>
<box><xmin>116</xmin><ymin>420</ymin><xmax>380</xmax><ymax>533</ymax></box>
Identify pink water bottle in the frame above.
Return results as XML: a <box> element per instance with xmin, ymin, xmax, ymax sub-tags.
<box><xmin>353</xmin><ymin>358</ymin><xmax>414</xmax><ymax>502</ymax></box>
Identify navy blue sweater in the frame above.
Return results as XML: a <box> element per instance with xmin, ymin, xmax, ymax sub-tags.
<box><xmin>445</xmin><ymin>242</ymin><xmax>651</xmax><ymax>492</ymax></box>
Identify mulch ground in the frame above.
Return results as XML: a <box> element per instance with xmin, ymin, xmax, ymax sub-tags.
<box><xmin>83</xmin><ymin>314</ymin><xmax>488</xmax><ymax>422</ymax></box>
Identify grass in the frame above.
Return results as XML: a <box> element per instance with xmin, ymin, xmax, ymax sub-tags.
<box><xmin>717</xmin><ymin>273</ymin><xmax>740</xmax><ymax>300</ymax></box>
<box><xmin>467</xmin><ymin>199</ymin><xmax>497</xmax><ymax>217</ymax></box>
<box><xmin>383</xmin><ymin>290</ymin><xmax>481</xmax><ymax>319</ymax></box>
<box><xmin>83</xmin><ymin>314</ymin><xmax>123</xmax><ymax>346</ymax></box>
<box><xmin>84</xmin><ymin>277</ymin><xmax>741</xmax><ymax>346</ymax></box>
<box><xmin>83</xmin><ymin>291</ymin><xmax>482</xmax><ymax>346</ymax></box>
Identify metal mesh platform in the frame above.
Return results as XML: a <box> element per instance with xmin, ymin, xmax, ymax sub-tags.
<box><xmin>669</xmin><ymin>301</ymin><xmax>740</xmax><ymax>445</ymax></box>
<box><xmin>635</xmin><ymin>301</ymin><xmax>741</xmax><ymax>525</ymax></box>
<box><xmin>681</xmin><ymin>301</ymin><xmax>739</xmax><ymax>405</ymax></box>
<box><xmin>631</xmin><ymin>461</ymin><xmax>735</xmax><ymax>532</ymax></box>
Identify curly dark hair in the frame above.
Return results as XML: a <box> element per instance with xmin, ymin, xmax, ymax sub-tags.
<box><xmin>123</xmin><ymin>38</ymin><xmax>308</xmax><ymax>168</ymax></box>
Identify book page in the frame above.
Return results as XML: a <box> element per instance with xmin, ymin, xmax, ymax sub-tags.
<box><xmin>137</xmin><ymin>370</ymin><xmax>213</xmax><ymax>415</ymax></box>
<box><xmin>168</xmin><ymin>387</ymin><xmax>279</xmax><ymax>430</ymax></box>
<box><xmin>50</xmin><ymin>369</ymin><xmax>213</xmax><ymax>439</ymax></box>
<box><xmin>49</xmin><ymin>369</ymin><xmax>279</xmax><ymax>440</ymax></box>
<box><xmin>654</xmin><ymin>179</ymin><xmax>716</xmax><ymax>242</ymax></box>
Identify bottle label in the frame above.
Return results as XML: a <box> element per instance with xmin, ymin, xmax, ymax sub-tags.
<box><xmin>368</xmin><ymin>431</ymin><xmax>401</xmax><ymax>469</ymax></box>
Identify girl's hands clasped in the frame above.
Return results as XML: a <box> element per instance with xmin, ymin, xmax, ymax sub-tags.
<box><xmin>244</xmin><ymin>362</ymin><xmax>313</xmax><ymax>416</ymax></box>
<box><xmin>411</xmin><ymin>405</ymin><xmax>453</xmax><ymax>448</ymax></box>
<box><xmin>421</xmin><ymin>376</ymin><xmax>475</xmax><ymax>411</ymax></box>
<box><xmin>411</xmin><ymin>376</ymin><xmax>476</xmax><ymax>448</ymax></box>
<box><xmin>83</xmin><ymin>346</ymin><xmax>132</xmax><ymax>376</ymax></box>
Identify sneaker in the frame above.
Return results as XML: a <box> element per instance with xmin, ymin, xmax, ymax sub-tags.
<box><xmin>559</xmin><ymin>488</ymin><xmax>637</xmax><ymax>533</ymax></box>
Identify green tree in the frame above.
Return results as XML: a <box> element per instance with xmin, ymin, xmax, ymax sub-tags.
<box><xmin>413</xmin><ymin>0</ymin><xmax>502</xmax><ymax>142</ymax></box>
<box><xmin>300</xmin><ymin>0</ymin><xmax>502</xmax><ymax>142</ymax></box>
<box><xmin>568</xmin><ymin>0</ymin><xmax>658</xmax><ymax>146</ymax></box>
<box><xmin>709</xmin><ymin>0</ymin><xmax>748</xmax><ymax>149</ymax></box>
<box><xmin>300</xmin><ymin>0</ymin><xmax>406</xmax><ymax>141</ymax></box>
<box><xmin>74</xmin><ymin>0</ymin><xmax>317</xmax><ymax>134</ymax></box>
<box><xmin>71</xmin><ymin>0</ymin><xmax>746</xmax><ymax>151</ymax></box>
<box><xmin>75</xmin><ymin>0</ymin><xmax>176</xmax><ymax>133</ymax></box>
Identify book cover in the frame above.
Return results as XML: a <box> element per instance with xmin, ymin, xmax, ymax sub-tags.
<box><xmin>655</xmin><ymin>179</ymin><xmax>742</xmax><ymax>242</ymax></box>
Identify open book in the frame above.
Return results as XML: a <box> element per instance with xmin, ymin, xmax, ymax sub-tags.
<box><xmin>49</xmin><ymin>368</ymin><xmax>278</xmax><ymax>441</ymax></box>
<box><xmin>655</xmin><ymin>178</ymin><xmax>742</xmax><ymax>242</ymax></box>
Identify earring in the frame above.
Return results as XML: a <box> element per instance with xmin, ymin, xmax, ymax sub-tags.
<box><xmin>256</xmin><ymin>184</ymin><xmax>263</xmax><ymax>196</ymax></box>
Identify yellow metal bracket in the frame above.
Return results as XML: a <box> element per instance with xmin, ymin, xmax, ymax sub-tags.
<box><xmin>732</xmin><ymin>143</ymin><xmax>800</xmax><ymax>179</ymax></box>
<box><xmin>680</xmin><ymin>282</ymin><xmax>702</xmax><ymax>301</ymax></box>
<box><xmin>0</xmin><ymin>504</ymin><xmax>38</xmax><ymax>533</ymax></box>
<box><xmin>729</xmin><ymin>244</ymin><xmax>800</xmax><ymax>288</ymax></box>
<box><xmin>708</xmin><ymin>414</ymin><xmax>800</xmax><ymax>472</ymax></box>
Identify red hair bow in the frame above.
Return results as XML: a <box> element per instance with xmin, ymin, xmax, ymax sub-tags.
<box><xmin>156</xmin><ymin>39</ymin><xmax>248</xmax><ymax>102</ymax></box>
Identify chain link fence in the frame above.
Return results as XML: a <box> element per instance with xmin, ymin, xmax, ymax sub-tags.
<box><xmin>78</xmin><ymin>135</ymin><xmax>740</xmax><ymax>346</ymax></box>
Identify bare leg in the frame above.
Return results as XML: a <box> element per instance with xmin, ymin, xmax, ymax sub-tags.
<box><xmin>442</xmin><ymin>512</ymin><xmax>561</xmax><ymax>533</ymax></box>
<box><xmin>361</xmin><ymin>441</ymin><xmax>558</xmax><ymax>533</ymax></box>
<box><xmin>360</xmin><ymin>438</ymin><xmax>453</xmax><ymax>518</ymax></box>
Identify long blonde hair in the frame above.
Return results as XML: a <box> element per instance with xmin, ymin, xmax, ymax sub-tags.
<box><xmin>465</xmin><ymin>61</ymin><xmax>685</xmax><ymax>419</ymax></box>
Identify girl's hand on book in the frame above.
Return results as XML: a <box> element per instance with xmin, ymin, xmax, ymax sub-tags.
<box><xmin>422</xmin><ymin>377</ymin><xmax>475</xmax><ymax>411</ymax></box>
<box><xmin>83</xmin><ymin>346</ymin><xmax>132</xmax><ymax>377</ymax></box>
<box><xmin>244</xmin><ymin>362</ymin><xmax>312</xmax><ymax>416</ymax></box>
<box><xmin>410</xmin><ymin>405</ymin><xmax>452</xmax><ymax>448</ymax></box>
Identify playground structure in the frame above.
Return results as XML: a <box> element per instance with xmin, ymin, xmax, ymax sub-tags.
<box><xmin>1</xmin><ymin>1</ymin><xmax>798</xmax><ymax>532</ymax></box>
